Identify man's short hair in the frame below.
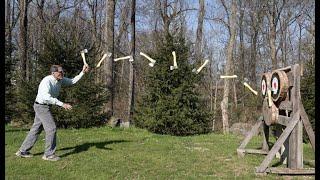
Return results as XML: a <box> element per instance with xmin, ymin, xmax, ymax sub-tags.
<box><xmin>50</xmin><ymin>65</ymin><xmax>63</xmax><ymax>73</ymax></box>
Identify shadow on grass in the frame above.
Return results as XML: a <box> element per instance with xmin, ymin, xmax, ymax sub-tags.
<box><xmin>5</xmin><ymin>128</ymin><xmax>30</xmax><ymax>133</ymax></box>
<box><xmin>33</xmin><ymin>140</ymin><xmax>130</xmax><ymax>157</ymax></box>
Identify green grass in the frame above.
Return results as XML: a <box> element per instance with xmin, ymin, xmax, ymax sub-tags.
<box><xmin>5</xmin><ymin>125</ymin><xmax>314</xmax><ymax>180</ymax></box>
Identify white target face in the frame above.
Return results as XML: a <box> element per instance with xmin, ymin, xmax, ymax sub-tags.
<box><xmin>261</xmin><ymin>79</ymin><xmax>266</xmax><ymax>96</ymax></box>
<box><xmin>271</xmin><ymin>77</ymin><xmax>279</xmax><ymax>95</ymax></box>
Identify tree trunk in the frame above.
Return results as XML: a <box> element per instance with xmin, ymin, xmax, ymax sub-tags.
<box><xmin>221</xmin><ymin>0</ymin><xmax>236</xmax><ymax>134</ymax></box>
<box><xmin>233</xmin><ymin>79</ymin><xmax>237</xmax><ymax>109</ymax></box>
<box><xmin>5</xmin><ymin>0</ymin><xmax>12</xmax><ymax>52</ymax></box>
<box><xmin>127</xmin><ymin>0</ymin><xmax>136</xmax><ymax>126</ymax></box>
<box><xmin>250</xmin><ymin>30</ymin><xmax>258</xmax><ymax>86</ymax></box>
<box><xmin>238</xmin><ymin>0</ymin><xmax>245</xmax><ymax>85</ymax></box>
<box><xmin>35</xmin><ymin>0</ymin><xmax>45</xmax><ymax>82</ymax></box>
<box><xmin>163</xmin><ymin>0</ymin><xmax>169</xmax><ymax>34</ymax></box>
<box><xmin>157</xmin><ymin>0</ymin><xmax>170</xmax><ymax>34</ymax></box>
<box><xmin>267</xmin><ymin>0</ymin><xmax>286</xmax><ymax>69</ymax></box>
<box><xmin>19</xmin><ymin>0</ymin><xmax>29</xmax><ymax>81</ymax></box>
<box><xmin>5</xmin><ymin>0</ymin><xmax>9</xmax><ymax>36</ymax></box>
<box><xmin>87</xmin><ymin>0</ymin><xmax>100</xmax><ymax>84</ymax></box>
<box><xmin>116</xmin><ymin>1</ymin><xmax>130</xmax><ymax>48</ymax></box>
<box><xmin>104</xmin><ymin>0</ymin><xmax>116</xmax><ymax>117</ymax></box>
<box><xmin>195</xmin><ymin>0</ymin><xmax>205</xmax><ymax>62</ymax></box>
<box><xmin>268</xmin><ymin>14</ymin><xmax>277</xmax><ymax>69</ymax></box>
<box><xmin>213</xmin><ymin>80</ymin><xmax>218</xmax><ymax>131</ymax></box>
<box><xmin>248</xmin><ymin>3</ymin><xmax>262</xmax><ymax>86</ymax></box>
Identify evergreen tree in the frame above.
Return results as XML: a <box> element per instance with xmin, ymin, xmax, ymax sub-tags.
<box><xmin>135</xmin><ymin>34</ymin><xmax>212</xmax><ymax>136</ymax></box>
<box><xmin>12</xmin><ymin>24</ymin><xmax>109</xmax><ymax>128</ymax></box>
<box><xmin>5</xmin><ymin>39</ymin><xmax>18</xmax><ymax>121</ymax></box>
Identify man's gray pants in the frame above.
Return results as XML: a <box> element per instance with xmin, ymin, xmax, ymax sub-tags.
<box><xmin>19</xmin><ymin>103</ymin><xmax>57</xmax><ymax>156</ymax></box>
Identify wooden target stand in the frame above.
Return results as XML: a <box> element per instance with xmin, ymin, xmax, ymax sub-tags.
<box><xmin>236</xmin><ymin>64</ymin><xmax>315</xmax><ymax>175</ymax></box>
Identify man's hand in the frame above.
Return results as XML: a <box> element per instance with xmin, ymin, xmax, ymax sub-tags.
<box><xmin>62</xmin><ymin>103</ymin><xmax>72</xmax><ymax>110</ymax></box>
<box><xmin>82</xmin><ymin>64</ymin><xmax>90</xmax><ymax>73</ymax></box>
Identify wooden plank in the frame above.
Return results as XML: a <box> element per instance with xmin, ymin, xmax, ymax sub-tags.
<box><xmin>277</xmin><ymin>115</ymin><xmax>290</xmax><ymax>126</ymax></box>
<box><xmin>243</xmin><ymin>149</ymin><xmax>268</xmax><ymax>155</ymax></box>
<box><xmin>261</xmin><ymin>123</ymin><xmax>269</xmax><ymax>151</ymax></box>
<box><xmin>289</xmin><ymin>119</ymin><xmax>303</xmax><ymax>169</ymax></box>
<box><xmin>236</xmin><ymin>148</ymin><xmax>246</xmax><ymax>157</ymax></box>
<box><xmin>255</xmin><ymin>111</ymin><xmax>300</xmax><ymax>173</ymax></box>
<box><xmin>299</xmin><ymin>103</ymin><xmax>315</xmax><ymax>152</ymax></box>
<box><xmin>277</xmin><ymin>65</ymin><xmax>292</xmax><ymax>72</ymax></box>
<box><xmin>238</xmin><ymin>117</ymin><xmax>263</xmax><ymax>150</ymax></box>
<box><xmin>278</xmin><ymin>101</ymin><xmax>293</xmax><ymax>111</ymax></box>
<box><xmin>286</xmin><ymin>71</ymin><xmax>294</xmax><ymax>87</ymax></box>
<box><xmin>267</xmin><ymin>167</ymin><xmax>315</xmax><ymax>175</ymax></box>
<box><xmin>288</xmin><ymin>64</ymin><xmax>303</xmax><ymax>169</ymax></box>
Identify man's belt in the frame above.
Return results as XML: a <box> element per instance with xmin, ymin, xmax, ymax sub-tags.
<box><xmin>35</xmin><ymin>101</ymin><xmax>51</xmax><ymax>106</ymax></box>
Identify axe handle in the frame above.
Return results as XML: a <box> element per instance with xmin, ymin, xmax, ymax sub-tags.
<box><xmin>243</xmin><ymin>82</ymin><xmax>258</xmax><ymax>95</ymax></box>
<box><xmin>96</xmin><ymin>54</ymin><xmax>108</xmax><ymax>67</ymax></box>
<box><xmin>220</xmin><ymin>75</ymin><xmax>237</xmax><ymax>79</ymax></box>
<box><xmin>140</xmin><ymin>52</ymin><xmax>156</xmax><ymax>63</ymax></box>
<box><xmin>81</xmin><ymin>52</ymin><xmax>88</xmax><ymax>66</ymax></box>
<box><xmin>267</xmin><ymin>89</ymin><xmax>272</xmax><ymax>107</ymax></box>
<box><xmin>172</xmin><ymin>51</ymin><xmax>177</xmax><ymax>67</ymax></box>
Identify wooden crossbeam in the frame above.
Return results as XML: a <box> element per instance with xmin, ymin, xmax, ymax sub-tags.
<box><xmin>267</xmin><ymin>167</ymin><xmax>315</xmax><ymax>175</ymax></box>
<box><xmin>240</xmin><ymin>149</ymin><xmax>268</xmax><ymax>155</ymax></box>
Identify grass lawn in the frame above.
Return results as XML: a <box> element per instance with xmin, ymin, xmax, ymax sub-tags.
<box><xmin>5</xmin><ymin>124</ymin><xmax>315</xmax><ymax>179</ymax></box>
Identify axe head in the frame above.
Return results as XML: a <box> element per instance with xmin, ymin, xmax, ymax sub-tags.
<box><xmin>81</xmin><ymin>49</ymin><xmax>88</xmax><ymax>54</ymax></box>
<box><xmin>243</xmin><ymin>77</ymin><xmax>249</xmax><ymax>83</ymax></box>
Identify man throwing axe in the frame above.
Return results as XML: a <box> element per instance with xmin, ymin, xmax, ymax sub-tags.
<box><xmin>15</xmin><ymin>64</ymin><xmax>89</xmax><ymax>161</ymax></box>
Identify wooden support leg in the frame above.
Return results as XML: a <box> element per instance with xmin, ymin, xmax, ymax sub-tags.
<box><xmin>237</xmin><ymin>116</ymin><xmax>263</xmax><ymax>157</ymax></box>
<box><xmin>274</xmin><ymin>125</ymin><xmax>283</xmax><ymax>159</ymax></box>
<box><xmin>261</xmin><ymin>122</ymin><xmax>269</xmax><ymax>151</ymax></box>
<box><xmin>299</xmin><ymin>102</ymin><xmax>315</xmax><ymax>152</ymax></box>
<box><xmin>288</xmin><ymin>119</ymin><xmax>303</xmax><ymax>169</ymax></box>
<box><xmin>280</xmin><ymin>136</ymin><xmax>289</xmax><ymax>165</ymax></box>
<box><xmin>255</xmin><ymin>112</ymin><xmax>300</xmax><ymax>173</ymax></box>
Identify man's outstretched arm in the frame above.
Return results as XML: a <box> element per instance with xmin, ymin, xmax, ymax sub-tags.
<box><xmin>61</xmin><ymin>65</ymin><xmax>89</xmax><ymax>86</ymax></box>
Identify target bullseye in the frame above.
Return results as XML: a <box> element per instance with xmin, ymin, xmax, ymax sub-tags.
<box><xmin>261</xmin><ymin>73</ymin><xmax>271</xmax><ymax>98</ymax></box>
<box><xmin>271</xmin><ymin>70</ymin><xmax>289</xmax><ymax>102</ymax></box>
<box><xmin>261</xmin><ymin>79</ymin><xmax>266</xmax><ymax>97</ymax></box>
<box><xmin>271</xmin><ymin>77</ymin><xmax>279</xmax><ymax>95</ymax></box>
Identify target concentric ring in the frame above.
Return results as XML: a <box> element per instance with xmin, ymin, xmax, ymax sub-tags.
<box><xmin>270</xmin><ymin>70</ymin><xmax>289</xmax><ymax>102</ymax></box>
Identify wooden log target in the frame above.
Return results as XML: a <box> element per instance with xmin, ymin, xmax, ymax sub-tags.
<box><xmin>271</xmin><ymin>70</ymin><xmax>289</xmax><ymax>102</ymax></box>
<box><xmin>261</xmin><ymin>73</ymin><xmax>272</xmax><ymax>98</ymax></box>
<box><xmin>262</xmin><ymin>98</ymin><xmax>279</xmax><ymax>126</ymax></box>
<box><xmin>239</xmin><ymin>64</ymin><xmax>315</xmax><ymax>175</ymax></box>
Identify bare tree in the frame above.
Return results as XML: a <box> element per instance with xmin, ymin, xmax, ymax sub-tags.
<box><xmin>237</xmin><ymin>0</ymin><xmax>244</xmax><ymax>82</ymax></box>
<box><xmin>18</xmin><ymin>0</ymin><xmax>31</xmax><ymax>81</ymax></box>
<box><xmin>195</xmin><ymin>0</ymin><xmax>205</xmax><ymax>62</ymax></box>
<box><xmin>5</xmin><ymin>0</ymin><xmax>10</xmax><ymax>36</ymax></box>
<box><xmin>157</xmin><ymin>0</ymin><xmax>196</xmax><ymax>35</ymax></box>
<box><xmin>248</xmin><ymin>1</ymin><xmax>263</xmax><ymax>85</ymax></box>
<box><xmin>220</xmin><ymin>0</ymin><xmax>237</xmax><ymax>134</ymax></box>
<box><xmin>115</xmin><ymin>0</ymin><xmax>131</xmax><ymax>51</ymax></box>
<box><xmin>5</xmin><ymin>0</ymin><xmax>15</xmax><ymax>53</ymax></box>
<box><xmin>265</xmin><ymin>0</ymin><xmax>286</xmax><ymax>69</ymax></box>
<box><xmin>104</xmin><ymin>0</ymin><xmax>116</xmax><ymax>117</ymax></box>
<box><xmin>127</xmin><ymin>0</ymin><xmax>136</xmax><ymax>125</ymax></box>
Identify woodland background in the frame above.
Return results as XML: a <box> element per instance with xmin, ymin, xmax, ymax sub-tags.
<box><xmin>5</xmin><ymin>0</ymin><xmax>314</xmax><ymax>136</ymax></box>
